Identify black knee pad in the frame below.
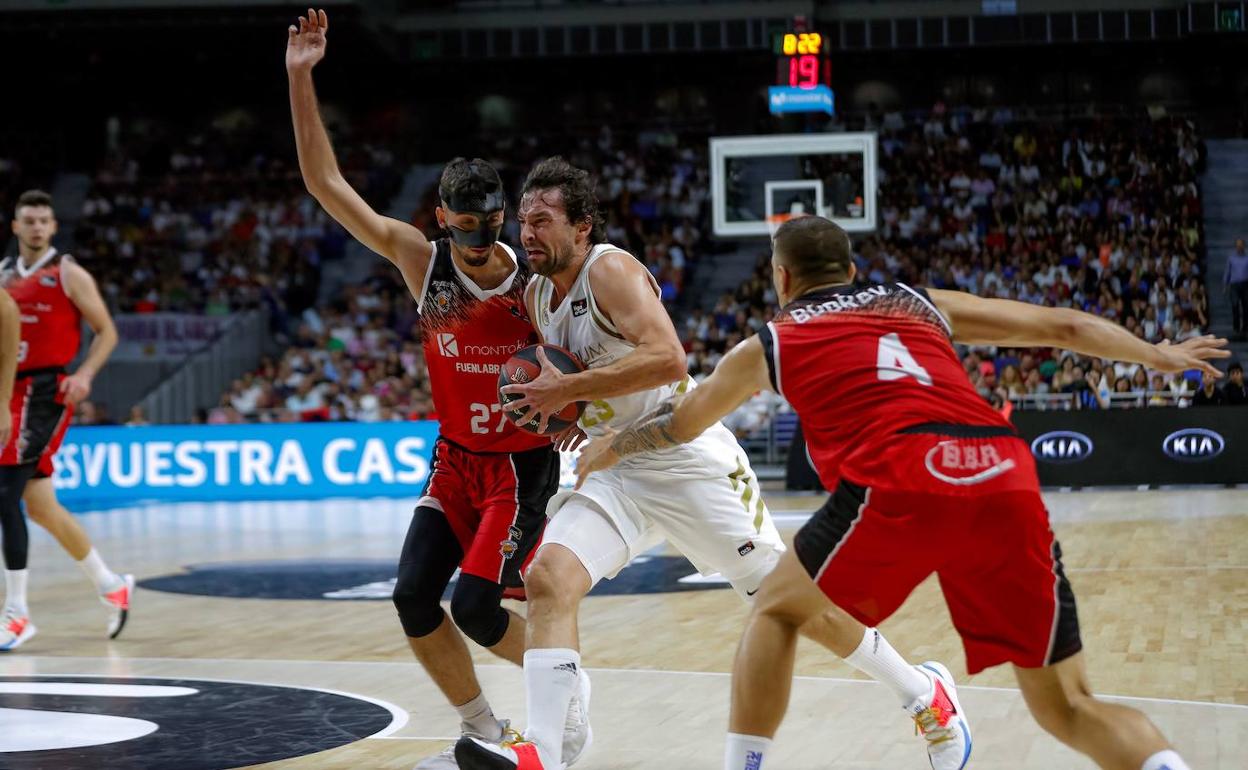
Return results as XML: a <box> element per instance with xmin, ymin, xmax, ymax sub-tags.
<box><xmin>450</xmin><ymin>573</ymin><xmax>509</xmax><ymax>648</ymax></box>
<box><xmin>0</xmin><ymin>464</ymin><xmax>36</xmax><ymax>571</ymax></box>
<box><xmin>393</xmin><ymin>505</ymin><xmax>462</xmax><ymax>638</ymax></box>
<box><xmin>393</xmin><ymin>560</ymin><xmax>450</xmax><ymax>638</ymax></box>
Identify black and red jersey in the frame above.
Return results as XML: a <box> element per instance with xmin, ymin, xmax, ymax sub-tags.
<box><xmin>0</xmin><ymin>249</ymin><xmax>82</xmax><ymax>373</ymax></box>
<box><xmin>759</xmin><ymin>282</ymin><xmax>1009</xmax><ymax>491</ymax></box>
<box><xmin>415</xmin><ymin>239</ymin><xmax>545</xmax><ymax>453</ymax></box>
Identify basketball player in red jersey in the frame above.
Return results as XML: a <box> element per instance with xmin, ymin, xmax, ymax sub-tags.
<box><xmin>579</xmin><ymin>216</ymin><xmax>1222</xmax><ymax>770</ymax></box>
<box><xmin>0</xmin><ymin>190</ymin><xmax>134</xmax><ymax>651</ymax></box>
<box><xmin>287</xmin><ymin>11</ymin><xmax>589</xmax><ymax>767</ymax></box>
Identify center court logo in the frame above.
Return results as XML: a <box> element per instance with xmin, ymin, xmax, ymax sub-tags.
<box><xmin>140</xmin><ymin>557</ymin><xmax>731</xmax><ymax>600</ymax></box>
<box><xmin>1162</xmin><ymin>428</ymin><xmax>1225</xmax><ymax>461</ymax></box>
<box><xmin>1030</xmin><ymin>431</ymin><xmax>1093</xmax><ymax>464</ymax></box>
<box><xmin>0</xmin><ymin>676</ymin><xmax>397</xmax><ymax>770</ymax></box>
<box><xmin>437</xmin><ymin>332</ymin><xmax>459</xmax><ymax>357</ymax></box>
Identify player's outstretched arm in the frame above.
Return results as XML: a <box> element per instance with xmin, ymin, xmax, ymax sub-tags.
<box><xmin>286</xmin><ymin>8</ymin><xmax>432</xmax><ymax>270</ymax></box>
<box><xmin>575</xmin><ymin>336</ymin><xmax>769</xmax><ymax>486</ymax></box>
<box><xmin>0</xmin><ymin>292</ymin><xmax>19</xmax><ymax>447</ymax></box>
<box><xmin>929</xmin><ymin>288</ymin><xmax>1230</xmax><ymax>376</ymax></box>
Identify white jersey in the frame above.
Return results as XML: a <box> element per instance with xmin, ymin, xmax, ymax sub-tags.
<box><xmin>530</xmin><ymin>244</ymin><xmax>785</xmax><ymax>596</ymax></box>
<box><xmin>529</xmin><ymin>243</ymin><xmax>692</xmax><ymax>442</ymax></box>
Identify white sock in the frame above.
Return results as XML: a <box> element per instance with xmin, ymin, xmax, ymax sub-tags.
<box><xmin>78</xmin><ymin>548</ymin><xmax>121</xmax><ymax>593</ymax></box>
<box><xmin>523</xmin><ymin>648</ymin><xmax>581</xmax><ymax>766</ymax></box>
<box><xmin>4</xmin><ymin>569</ymin><xmax>29</xmax><ymax>614</ymax></box>
<box><xmin>724</xmin><ymin>732</ymin><xmax>771</xmax><ymax>770</ymax></box>
<box><xmin>1141</xmin><ymin>749</ymin><xmax>1191</xmax><ymax>770</ymax></box>
<box><xmin>843</xmin><ymin>628</ymin><xmax>931</xmax><ymax>706</ymax></box>
<box><xmin>454</xmin><ymin>691</ymin><xmax>503</xmax><ymax>742</ymax></box>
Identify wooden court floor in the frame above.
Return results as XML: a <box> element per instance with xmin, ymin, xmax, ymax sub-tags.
<box><xmin>1</xmin><ymin>488</ymin><xmax>1245</xmax><ymax>769</ymax></box>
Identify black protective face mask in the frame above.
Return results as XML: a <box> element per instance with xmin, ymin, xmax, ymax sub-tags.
<box><xmin>447</xmin><ymin>214</ymin><xmax>503</xmax><ymax>249</ymax></box>
<box><xmin>444</xmin><ymin>188</ymin><xmax>505</xmax><ymax>250</ymax></box>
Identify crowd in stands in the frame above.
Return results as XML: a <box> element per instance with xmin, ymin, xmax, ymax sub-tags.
<box><xmin>43</xmin><ymin>105</ymin><xmax>1245</xmax><ymax>427</ymax></box>
<box><xmin>685</xmin><ymin>107</ymin><xmax>1244</xmax><ymax>420</ymax></box>
<box><xmin>72</xmin><ymin>118</ymin><xmax>402</xmax><ymax>331</ymax></box>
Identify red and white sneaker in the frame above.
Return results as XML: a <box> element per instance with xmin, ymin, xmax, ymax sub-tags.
<box><xmin>0</xmin><ymin>607</ymin><xmax>36</xmax><ymax>651</ymax></box>
<box><xmin>906</xmin><ymin>661</ymin><xmax>972</xmax><ymax>770</ymax></box>
<box><xmin>455</xmin><ymin>735</ymin><xmax>560</xmax><ymax>770</ymax></box>
<box><xmin>100</xmin><ymin>574</ymin><xmax>135</xmax><ymax>639</ymax></box>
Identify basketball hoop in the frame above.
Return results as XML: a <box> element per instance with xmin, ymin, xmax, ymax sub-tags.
<box><xmin>766</xmin><ymin>213</ymin><xmax>794</xmax><ymax>238</ymax></box>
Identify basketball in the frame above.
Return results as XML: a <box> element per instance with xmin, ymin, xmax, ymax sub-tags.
<box><xmin>498</xmin><ymin>344</ymin><xmax>588</xmax><ymax>435</ymax></box>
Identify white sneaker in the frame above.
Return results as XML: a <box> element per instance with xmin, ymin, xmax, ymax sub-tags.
<box><xmin>906</xmin><ymin>661</ymin><xmax>972</xmax><ymax>770</ymax></box>
<box><xmin>100</xmin><ymin>574</ymin><xmax>135</xmax><ymax>639</ymax></box>
<box><xmin>0</xmin><ymin>607</ymin><xmax>36</xmax><ymax>651</ymax></box>
<box><xmin>416</xmin><ymin>719</ymin><xmax>519</xmax><ymax>769</ymax></box>
<box><xmin>562</xmin><ymin>667</ymin><xmax>593</xmax><ymax>766</ymax></box>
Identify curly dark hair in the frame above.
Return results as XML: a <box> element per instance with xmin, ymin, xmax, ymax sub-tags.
<box><xmin>521</xmin><ymin>156</ymin><xmax>606</xmax><ymax>244</ymax></box>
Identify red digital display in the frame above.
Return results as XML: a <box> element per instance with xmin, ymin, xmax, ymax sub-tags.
<box><xmin>776</xmin><ymin>30</ymin><xmax>831</xmax><ymax>90</ymax></box>
<box><xmin>789</xmin><ymin>55</ymin><xmax>820</xmax><ymax>88</ymax></box>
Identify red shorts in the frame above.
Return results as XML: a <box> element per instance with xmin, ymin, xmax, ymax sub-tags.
<box><xmin>796</xmin><ymin>427</ymin><xmax>1082</xmax><ymax>674</ymax></box>
<box><xmin>418</xmin><ymin>438</ymin><xmax>559</xmax><ymax>590</ymax></box>
<box><xmin>1</xmin><ymin>369</ymin><xmax>73</xmax><ymax>479</ymax></box>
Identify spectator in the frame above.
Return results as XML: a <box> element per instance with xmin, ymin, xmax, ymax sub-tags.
<box><xmin>125</xmin><ymin>405</ymin><xmax>151</xmax><ymax>426</ymax></box>
<box><xmin>1191</xmin><ymin>371</ymin><xmax>1224</xmax><ymax>406</ymax></box>
<box><xmin>1226</xmin><ymin>239</ymin><xmax>1248</xmax><ymax>340</ymax></box>
<box><xmin>1223</xmin><ymin>362</ymin><xmax>1247</xmax><ymax>405</ymax></box>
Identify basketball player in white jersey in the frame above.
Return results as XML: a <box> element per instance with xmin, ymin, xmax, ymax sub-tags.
<box><xmin>456</xmin><ymin>158</ymin><xmax>969</xmax><ymax>770</ymax></box>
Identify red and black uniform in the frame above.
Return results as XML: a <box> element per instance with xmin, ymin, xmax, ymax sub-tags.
<box><xmin>393</xmin><ymin>240</ymin><xmax>558</xmax><ymax>645</ymax></box>
<box><xmin>1</xmin><ymin>249</ymin><xmax>79</xmax><ymax>479</ymax></box>
<box><xmin>759</xmin><ymin>282</ymin><xmax>1080</xmax><ymax>674</ymax></box>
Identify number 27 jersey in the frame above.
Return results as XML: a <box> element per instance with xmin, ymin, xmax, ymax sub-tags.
<box><xmin>758</xmin><ymin>282</ymin><xmax>1010</xmax><ymax>490</ymax></box>
<box><xmin>416</xmin><ymin>239</ymin><xmax>546</xmax><ymax>453</ymax></box>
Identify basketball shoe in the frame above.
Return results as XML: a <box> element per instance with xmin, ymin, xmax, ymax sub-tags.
<box><xmin>416</xmin><ymin>719</ymin><xmax>521</xmax><ymax>769</ymax></box>
<box><xmin>907</xmin><ymin>661</ymin><xmax>972</xmax><ymax>770</ymax></box>
<box><xmin>454</xmin><ymin>668</ymin><xmax>592</xmax><ymax>770</ymax></box>
<box><xmin>100</xmin><ymin>573</ymin><xmax>135</xmax><ymax>639</ymax></box>
<box><xmin>0</xmin><ymin>607</ymin><xmax>36</xmax><ymax>651</ymax></box>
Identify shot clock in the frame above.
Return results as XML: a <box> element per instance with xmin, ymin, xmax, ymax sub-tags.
<box><xmin>768</xmin><ymin>24</ymin><xmax>834</xmax><ymax>115</ymax></box>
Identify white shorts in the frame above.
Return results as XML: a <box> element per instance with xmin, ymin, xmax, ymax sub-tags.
<box><xmin>541</xmin><ymin>424</ymin><xmax>784</xmax><ymax>601</ymax></box>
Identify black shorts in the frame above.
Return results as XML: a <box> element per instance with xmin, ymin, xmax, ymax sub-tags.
<box><xmin>3</xmin><ymin>368</ymin><xmax>72</xmax><ymax>479</ymax></box>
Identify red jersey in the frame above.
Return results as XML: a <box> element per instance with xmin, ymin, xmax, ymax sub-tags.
<box><xmin>760</xmin><ymin>282</ymin><xmax>1010</xmax><ymax>491</ymax></box>
<box><xmin>1</xmin><ymin>249</ymin><xmax>82</xmax><ymax>373</ymax></box>
<box><xmin>415</xmin><ymin>239</ymin><xmax>545</xmax><ymax>453</ymax></box>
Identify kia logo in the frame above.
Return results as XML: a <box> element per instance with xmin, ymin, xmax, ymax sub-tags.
<box><xmin>1030</xmin><ymin>431</ymin><xmax>1094</xmax><ymax>464</ymax></box>
<box><xmin>1162</xmin><ymin>428</ymin><xmax>1225</xmax><ymax>462</ymax></box>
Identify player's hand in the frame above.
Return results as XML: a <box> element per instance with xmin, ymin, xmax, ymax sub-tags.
<box><xmin>0</xmin><ymin>409</ymin><xmax>11</xmax><ymax>449</ymax></box>
<box><xmin>60</xmin><ymin>372</ymin><xmax>92</xmax><ymax>405</ymax></box>
<box><xmin>1152</xmin><ymin>335</ymin><xmax>1230</xmax><ymax>376</ymax></box>
<box><xmin>286</xmin><ymin>8</ymin><xmax>328</xmax><ymax>72</ymax></box>
<box><xmin>500</xmin><ymin>347</ymin><xmax>573</xmax><ymax>435</ymax></box>
<box><xmin>575</xmin><ymin>427</ymin><xmax>620</xmax><ymax>490</ymax></box>
<box><xmin>552</xmin><ymin>424</ymin><xmax>587</xmax><ymax>453</ymax></box>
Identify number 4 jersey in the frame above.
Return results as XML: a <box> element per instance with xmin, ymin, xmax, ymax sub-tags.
<box><xmin>758</xmin><ymin>282</ymin><xmax>1012</xmax><ymax>491</ymax></box>
<box><xmin>416</xmin><ymin>239</ymin><xmax>547</xmax><ymax>453</ymax></box>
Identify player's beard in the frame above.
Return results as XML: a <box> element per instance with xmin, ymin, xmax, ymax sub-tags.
<box><xmin>532</xmin><ymin>239</ymin><xmax>575</xmax><ymax>277</ymax></box>
<box><xmin>461</xmin><ymin>250</ymin><xmax>491</xmax><ymax>268</ymax></box>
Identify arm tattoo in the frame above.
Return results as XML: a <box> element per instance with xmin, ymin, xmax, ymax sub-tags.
<box><xmin>611</xmin><ymin>398</ymin><xmax>682</xmax><ymax>458</ymax></box>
